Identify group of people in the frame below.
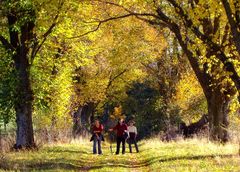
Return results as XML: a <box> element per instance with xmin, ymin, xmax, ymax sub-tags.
<box><xmin>90</xmin><ymin>118</ymin><xmax>139</xmax><ymax>155</ymax></box>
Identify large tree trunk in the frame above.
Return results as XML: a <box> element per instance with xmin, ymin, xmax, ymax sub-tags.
<box><xmin>164</xmin><ymin>19</ymin><xmax>231</xmax><ymax>142</ymax></box>
<box><xmin>207</xmin><ymin>90</ymin><xmax>230</xmax><ymax>142</ymax></box>
<box><xmin>6</xmin><ymin>8</ymin><xmax>36</xmax><ymax>149</ymax></box>
<box><xmin>155</xmin><ymin>1</ymin><xmax>235</xmax><ymax>143</ymax></box>
<box><xmin>1</xmin><ymin>0</ymin><xmax>59</xmax><ymax>149</ymax></box>
<box><xmin>14</xmin><ymin>58</ymin><xmax>35</xmax><ymax>149</ymax></box>
<box><xmin>14</xmin><ymin>6</ymin><xmax>35</xmax><ymax>149</ymax></box>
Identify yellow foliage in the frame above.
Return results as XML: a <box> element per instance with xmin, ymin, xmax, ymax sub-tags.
<box><xmin>173</xmin><ymin>72</ymin><xmax>207</xmax><ymax>123</ymax></box>
<box><xmin>110</xmin><ymin>106</ymin><xmax>125</xmax><ymax>120</ymax></box>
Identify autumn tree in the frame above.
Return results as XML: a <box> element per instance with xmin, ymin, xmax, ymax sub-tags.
<box><xmin>71</xmin><ymin>15</ymin><xmax>166</xmax><ymax>137</ymax></box>
<box><xmin>0</xmin><ymin>0</ymin><xmax>72</xmax><ymax>148</ymax></box>
<box><xmin>154</xmin><ymin>0</ymin><xmax>239</xmax><ymax>142</ymax></box>
<box><xmin>0</xmin><ymin>0</ymin><xmax>38</xmax><ymax>148</ymax></box>
<box><xmin>143</xmin><ymin>32</ymin><xmax>187</xmax><ymax>120</ymax></box>
<box><xmin>91</xmin><ymin>0</ymin><xmax>239</xmax><ymax>142</ymax></box>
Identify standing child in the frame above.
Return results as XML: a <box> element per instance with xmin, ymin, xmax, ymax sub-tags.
<box><xmin>127</xmin><ymin>120</ymin><xmax>139</xmax><ymax>153</ymax></box>
<box><xmin>90</xmin><ymin>119</ymin><xmax>104</xmax><ymax>155</ymax></box>
<box><xmin>109</xmin><ymin>118</ymin><xmax>128</xmax><ymax>154</ymax></box>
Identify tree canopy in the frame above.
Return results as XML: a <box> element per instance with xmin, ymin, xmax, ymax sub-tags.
<box><xmin>0</xmin><ymin>0</ymin><xmax>239</xmax><ymax>147</ymax></box>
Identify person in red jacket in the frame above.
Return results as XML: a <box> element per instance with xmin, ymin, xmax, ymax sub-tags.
<box><xmin>91</xmin><ymin>119</ymin><xmax>104</xmax><ymax>154</ymax></box>
<box><xmin>109</xmin><ymin>118</ymin><xmax>128</xmax><ymax>154</ymax></box>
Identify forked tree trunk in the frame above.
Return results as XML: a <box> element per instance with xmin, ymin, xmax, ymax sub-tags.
<box><xmin>167</xmin><ymin>20</ymin><xmax>231</xmax><ymax>142</ymax></box>
<box><xmin>4</xmin><ymin>3</ymin><xmax>37</xmax><ymax>149</ymax></box>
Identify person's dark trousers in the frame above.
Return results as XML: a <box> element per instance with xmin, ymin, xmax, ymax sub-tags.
<box><xmin>128</xmin><ymin>139</ymin><xmax>139</xmax><ymax>153</ymax></box>
<box><xmin>116</xmin><ymin>136</ymin><xmax>126</xmax><ymax>154</ymax></box>
<box><xmin>93</xmin><ymin>136</ymin><xmax>102</xmax><ymax>154</ymax></box>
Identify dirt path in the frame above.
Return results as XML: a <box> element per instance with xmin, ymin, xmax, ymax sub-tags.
<box><xmin>125</xmin><ymin>145</ymin><xmax>152</xmax><ymax>172</ymax></box>
<box><xmin>98</xmin><ymin>142</ymin><xmax>151</xmax><ymax>171</ymax></box>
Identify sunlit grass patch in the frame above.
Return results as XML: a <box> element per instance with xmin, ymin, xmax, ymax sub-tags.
<box><xmin>0</xmin><ymin>138</ymin><xmax>239</xmax><ymax>171</ymax></box>
<box><xmin>139</xmin><ymin>138</ymin><xmax>239</xmax><ymax>171</ymax></box>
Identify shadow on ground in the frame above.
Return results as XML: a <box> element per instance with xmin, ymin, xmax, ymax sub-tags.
<box><xmin>0</xmin><ymin>150</ymin><xmax>237</xmax><ymax>171</ymax></box>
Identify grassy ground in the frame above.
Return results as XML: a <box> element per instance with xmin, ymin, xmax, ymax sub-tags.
<box><xmin>0</xmin><ymin>138</ymin><xmax>239</xmax><ymax>172</ymax></box>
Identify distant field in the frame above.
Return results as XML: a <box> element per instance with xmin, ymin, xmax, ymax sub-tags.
<box><xmin>0</xmin><ymin>138</ymin><xmax>239</xmax><ymax>171</ymax></box>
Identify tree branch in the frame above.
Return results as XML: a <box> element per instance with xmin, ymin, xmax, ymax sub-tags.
<box><xmin>67</xmin><ymin>11</ymin><xmax>159</xmax><ymax>39</ymax></box>
<box><xmin>0</xmin><ymin>35</ymin><xmax>14</xmax><ymax>51</ymax></box>
<box><xmin>156</xmin><ymin>7</ymin><xmax>212</xmax><ymax>97</ymax></box>
<box><xmin>221</xmin><ymin>0</ymin><xmax>240</xmax><ymax>53</ymax></box>
<box><xmin>31</xmin><ymin>0</ymin><xmax>65</xmax><ymax>63</ymax></box>
<box><xmin>67</xmin><ymin>0</ymin><xmax>160</xmax><ymax>39</ymax></box>
<box><xmin>31</xmin><ymin>15</ymin><xmax>59</xmax><ymax>59</ymax></box>
<box><xmin>167</xmin><ymin>0</ymin><xmax>240</xmax><ymax>97</ymax></box>
<box><xmin>135</xmin><ymin>15</ymin><xmax>167</xmax><ymax>27</ymax></box>
<box><xmin>106</xmin><ymin>69</ymin><xmax>128</xmax><ymax>90</ymax></box>
<box><xmin>234</xmin><ymin>0</ymin><xmax>240</xmax><ymax>27</ymax></box>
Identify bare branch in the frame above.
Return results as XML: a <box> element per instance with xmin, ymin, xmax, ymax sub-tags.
<box><xmin>67</xmin><ymin>0</ymin><xmax>160</xmax><ymax>39</ymax></box>
<box><xmin>67</xmin><ymin>11</ymin><xmax>159</xmax><ymax>39</ymax></box>
<box><xmin>67</xmin><ymin>13</ymin><xmax>131</xmax><ymax>39</ymax></box>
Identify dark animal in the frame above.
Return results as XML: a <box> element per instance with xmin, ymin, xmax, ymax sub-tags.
<box><xmin>180</xmin><ymin>114</ymin><xmax>208</xmax><ymax>138</ymax></box>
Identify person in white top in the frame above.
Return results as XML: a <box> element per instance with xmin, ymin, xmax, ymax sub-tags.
<box><xmin>127</xmin><ymin>120</ymin><xmax>139</xmax><ymax>153</ymax></box>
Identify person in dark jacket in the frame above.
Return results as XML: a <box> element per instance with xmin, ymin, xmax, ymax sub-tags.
<box><xmin>91</xmin><ymin>119</ymin><xmax>104</xmax><ymax>154</ymax></box>
<box><xmin>109</xmin><ymin>118</ymin><xmax>128</xmax><ymax>154</ymax></box>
